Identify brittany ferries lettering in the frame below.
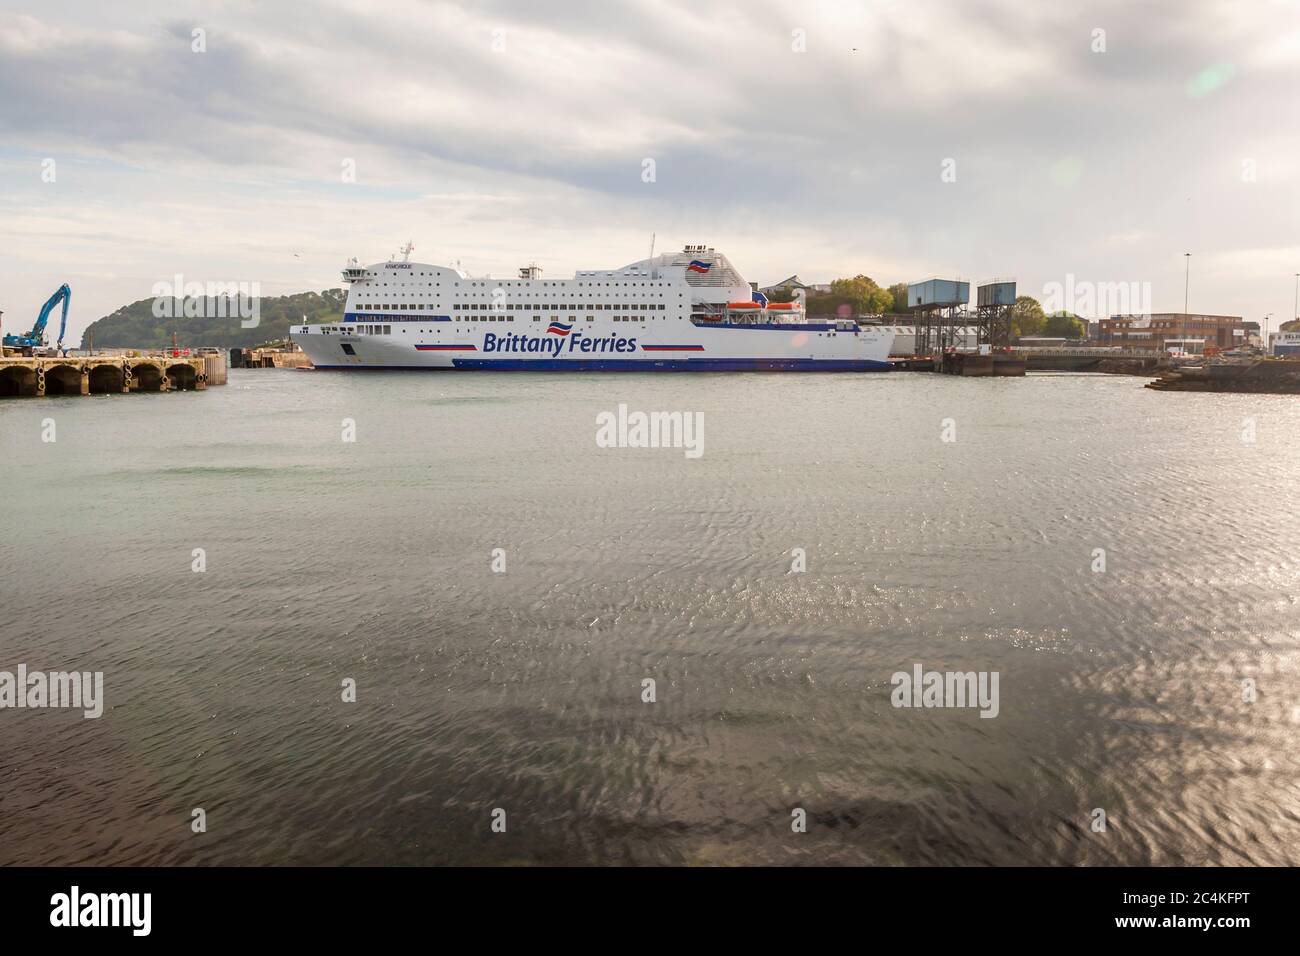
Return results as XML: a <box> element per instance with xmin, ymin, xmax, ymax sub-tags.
<box><xmin>481</xmin><ymin>331</ymin><xmax>638</xmax><ymax>355</ymax></box>
<box><xmin>291</xmin><ymin>243</ymin><xmax>893</xmax><ymax>372</ymax></box>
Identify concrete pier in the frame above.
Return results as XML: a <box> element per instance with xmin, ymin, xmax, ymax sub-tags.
<box><xmin>1146</xmin><ymin>358</ymin><xmax>1300</xmax><ymax>393</ymax></box>
<box><xmin>938</xmin><ymin>352</ymin><xmax>1027</xmax><ymax>376</ymax></box>
<box><xmin>894</xmin><ymin>348</ymin><xmax>1164</xmax><ymax>376</ymax></box>
<box><xmin>230</xmin><ymin>347</ymin><xmax>311</xmax><ymax>369</ymax></box>
<box><xmin>0</xmin><ymin>354</ymin><xmax>215</xmax><ymax>398</ymax></box>
<box><xmin>1015</xmin><ymin>347</ymin><xmax>1163</xmax><ymax>374</ymax></box>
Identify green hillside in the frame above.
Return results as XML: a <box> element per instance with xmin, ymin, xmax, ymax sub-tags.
<box><xmin>80</xmin><ymin>289</ymin><xmax>346</xmax><ymax>349</ymax></box>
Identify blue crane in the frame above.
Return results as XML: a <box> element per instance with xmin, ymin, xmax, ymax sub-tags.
<box><xmin>3</xmin><ymin>284</ymin><xmax>71</xmax><ymax>354</ymax></box>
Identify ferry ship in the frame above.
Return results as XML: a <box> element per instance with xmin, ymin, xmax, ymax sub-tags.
<box><xmin>291</xmin><ymin>244</ymin><xmax>893</xmax><ymax>371</ymax></box>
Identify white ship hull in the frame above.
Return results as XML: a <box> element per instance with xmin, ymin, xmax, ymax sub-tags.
<box><xmin>292</xmin><ymin>246</ymin><xmax>893</xmax><ymax>372</ymax></box>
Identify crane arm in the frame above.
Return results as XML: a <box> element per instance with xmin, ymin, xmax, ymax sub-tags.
<box><xmin>32</xmin><ymin>284</ymin><xmax>71</xmax><ymax>349</ymax></box>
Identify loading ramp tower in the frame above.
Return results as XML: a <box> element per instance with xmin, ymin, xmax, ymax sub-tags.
<box><xmin>976</xmin><ymin>279</ymin><xmax>1016</xmax><ymax>348</ymax></box>
<box><xmin>906</xmin><ymin>278</ymin><xmax>970</xmax><ymax>367</ymax></box>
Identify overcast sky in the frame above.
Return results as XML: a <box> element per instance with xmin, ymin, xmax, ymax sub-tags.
<box><xmin>2</xmin><ymin>0</ymin><xmax>1298</xmax><ymax>343</ymax></box>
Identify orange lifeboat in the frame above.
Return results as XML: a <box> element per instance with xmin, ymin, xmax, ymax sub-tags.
<box><xmin>726</xmin><ymin>301</ymin><xmax>761</xmax><ymax>309</ymax></box>
<box><xmin>766</xmin><ymin>302</ymin><xmax>800</xmax><ymax>311</ymax></box>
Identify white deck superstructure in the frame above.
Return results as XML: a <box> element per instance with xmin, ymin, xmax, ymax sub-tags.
<box><xmin>291</xmin><ymin>244</ymin><xmax>893</xmax><ymax>371</ymax></box>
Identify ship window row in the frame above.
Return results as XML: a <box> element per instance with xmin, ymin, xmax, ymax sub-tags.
<box><xmin>354</xmin><ymin>302</ymin><xmax>673</xmax><ymax>310</ymax></box>
<box><xmin>453</xmin><ymin>294</ymin><xmax>672</xmax><ymax>300</ymax></box>
<box><xmin>355</xmin><ymin>301</ymin><xmax>677</xmax><ymax>310</ymax></box>
<box><xmin>370</xmin><ymin>280</ymin><xmax>685</xmax><ymax>290</ymax></box>
<box><xmin>316</xmin><ymin>326</ymin><xmax>394</xmax><ymax>334</ymax></box>
<box><xmin>458</xmin><ymin>281</ymin><xmax>672</xmax><ymax>287</ymax></box>
<box><xmin>456</xmin><ymin>315</ymin><xmax>517</xmax><ymax>322</ymax></box>
<box><xmin>518</xmin><ymin>315</ymin><xmax>648</xmax><ymax>322</ymax></box>
<box><xmin>451</xmin><ymin>303</ymin><xmax>666</xmax><ymax>311</ymax></box>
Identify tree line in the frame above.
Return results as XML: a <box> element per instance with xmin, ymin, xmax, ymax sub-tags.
<box><xmin>774</xmin><ymin>274</ymin><xmax>1085</xmax><ymax>339</ymax></box>
<box><xmin>80</xmin><ymin>290</ymin><xmax>346</xmax><ymax>349</ymax></box>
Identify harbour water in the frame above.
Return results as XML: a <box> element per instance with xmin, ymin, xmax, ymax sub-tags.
<box><xmin>1</xmin><ymin>370</ymin><xmax>1298</xmax><ymax>865</ymax></box>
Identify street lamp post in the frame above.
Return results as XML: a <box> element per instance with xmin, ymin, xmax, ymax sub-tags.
<box><xmin>1181</xmin><ymin>253</ymin><xmax>1191</xmax><ymax>355</ymax></box>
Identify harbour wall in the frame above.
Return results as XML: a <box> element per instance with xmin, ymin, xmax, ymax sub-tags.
<box><xmin>0</xmin><ymin>353</ymin><xmax>226</xmax><ymax>398</ymax></box>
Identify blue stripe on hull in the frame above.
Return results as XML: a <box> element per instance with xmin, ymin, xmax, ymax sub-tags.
<box><xmin>309</xmin><ymin>358</ymin><xmax>891</xmax><ymax>372</ymax></box>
